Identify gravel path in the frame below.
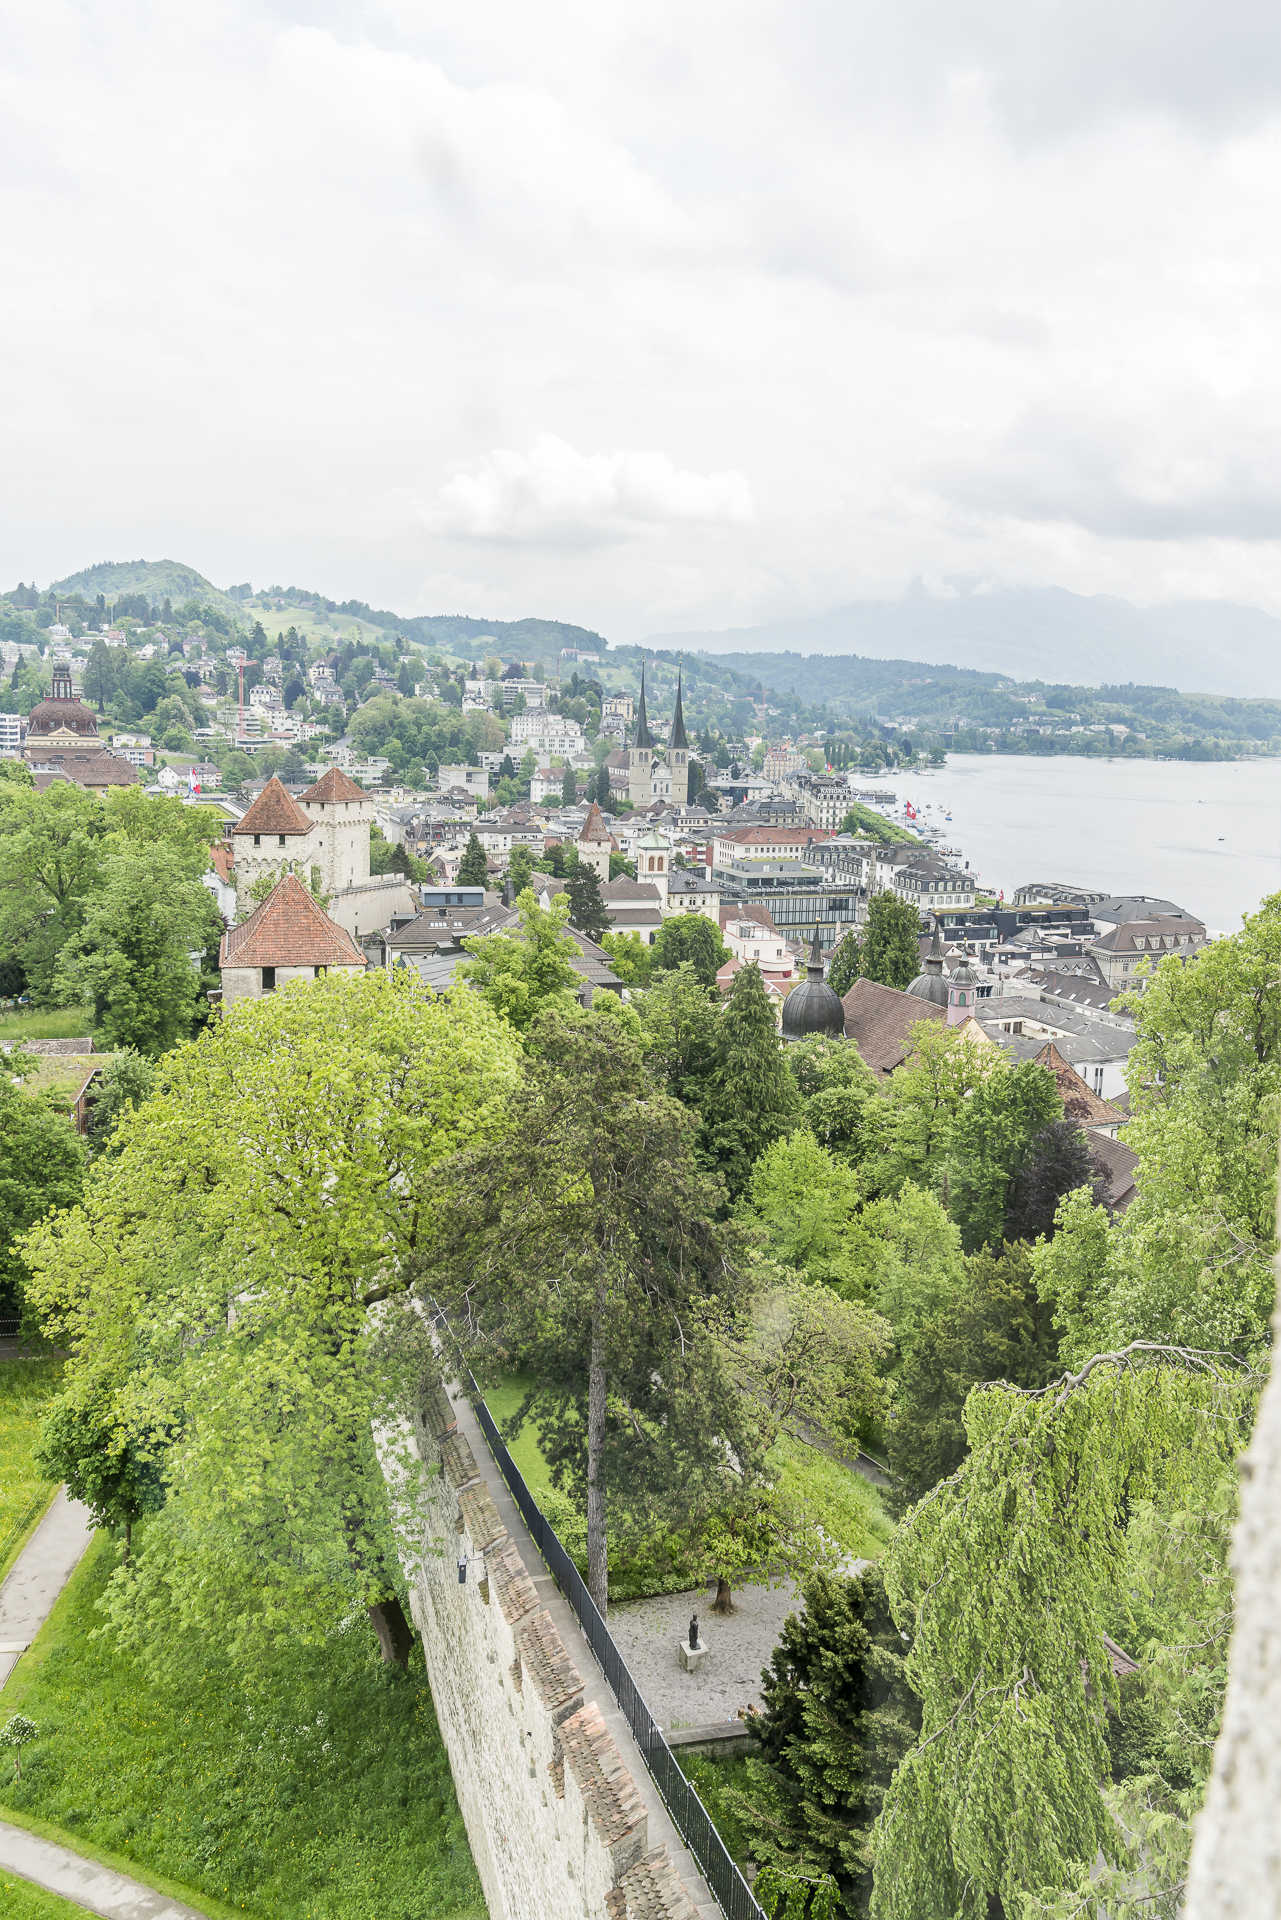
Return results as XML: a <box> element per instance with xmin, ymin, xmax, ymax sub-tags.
<box><xmin>609</xmin><ymin>1578</ymin><xmax>803</xmax><ymax>1730</ymax></box>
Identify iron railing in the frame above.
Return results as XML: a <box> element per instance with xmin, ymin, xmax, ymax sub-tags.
<box><xmin>466</xmin><ymin>1373</ymin><xmax>766</xmax><ymax>1920</ymax></box>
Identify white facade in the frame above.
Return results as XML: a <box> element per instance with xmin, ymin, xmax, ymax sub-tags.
<box><xmin>508</xmin><ymin>711</ymin><xmax>586</xmax><ymax>756</ymax></box>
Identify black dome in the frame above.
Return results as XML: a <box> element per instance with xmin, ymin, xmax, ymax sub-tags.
<box><xmin>782</xmin><ymin>928</ymin><xmax>846</xmax><ymax>1041</ymax></box>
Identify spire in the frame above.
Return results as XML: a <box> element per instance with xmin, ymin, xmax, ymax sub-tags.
<box><xmin>632</xmin><ymin>663</ymin><xmax>655</xmax><ymax>750</ymax></box>
<box><xmin>924</xmin><ymin>921</ymin><xmax>945</xmax><ymax>976</ymax></box>
<box><xmin>668</xmin><ymin>662</ymin><xmax>688</xmax><ymax>751</ymax></box>
<box><xmin>807</xmin><ymin>925</ymin><xmax>824</xmax><ymax>979</ymax></box>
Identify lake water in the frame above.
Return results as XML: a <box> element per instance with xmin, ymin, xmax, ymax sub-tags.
<box><xmin>897</xmin><ymin>755</ymin><xmax>1281</xmax><ymax>934</ymax></box>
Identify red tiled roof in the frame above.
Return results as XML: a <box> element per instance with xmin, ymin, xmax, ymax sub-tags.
<box><xmin>232</xmin><ymin>776</ymin><xmax>312</xmax><ymax>838</ymax></box>
<box><xmin>219</xmin><ymin>875</ymin><xmax>367</xmax><ymax>969</ymax></box>
<box><xmin>578</xmin><ymin>802</ymin><xmax>611</xmax><ymax>844</ymax></box>
<box><xmin>299</xmin><ymin>765</ymin><xmax>367</xmax><ymax>805</ymax></box>
<box><xmin>842</xmin><ymin>977</ymin><xmax>946</xmax><ymax>1076</ymax></box>
<box><xmin>1033</xmin><ymin>1040</ymin><xmax>1125</xmax><ymax>1126</ymax></box>
<box><xmin>209</xmin><ymin>845</ymin><xmax>234</xmax><ymax>881</ymax></box>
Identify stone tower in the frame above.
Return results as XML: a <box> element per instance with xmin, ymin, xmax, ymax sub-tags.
<box><xmin>628</xmin><ymin>664</ymin><xmax>654</xmax><ymax>810</ymax></box>
<box><xmin>666</xmin><ymin>664</ymin><xmax>689</xmax><ymax>808</ymax></box>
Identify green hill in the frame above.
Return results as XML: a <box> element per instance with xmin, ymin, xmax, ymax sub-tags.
<box><xmin>49</xmin><ymin>557</ymin><xmax>240</xmax><ymax>615</ymax></box>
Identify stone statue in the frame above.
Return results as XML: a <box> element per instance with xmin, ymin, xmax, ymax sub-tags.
<box><xmin>689</xmin><ymin>1613</ymin><xmax>699</xmax><ymax>1650</ymax></box>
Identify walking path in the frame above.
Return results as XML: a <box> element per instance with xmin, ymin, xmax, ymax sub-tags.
<box><xmin>0</xmin><ymin>1822</ymin><xmax>209</xmax><ymax>1919</ymax></box>
<box><xmin>0</xmin><ymin>1487</ymin><xmax>95</xmax><ymax>1689</ymax></box>
<box><xmin>0</xmin><ymin>1488</ymin><xmax>214</xmax><ymax>1915</ymax></box>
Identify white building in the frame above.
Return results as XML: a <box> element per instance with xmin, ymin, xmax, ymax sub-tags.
<box><xmin>436</xmin><ymin>764</ymin><xmax>490</xmax><ymax>797</ymax></box>
<box><xmin>0</xmin><ymin>714</ymin><xmax>22</xmax><ymax>757</ymax></box>
<box><xmin>218</xmin><ymin>874</ymin><xmax>367</xmax><ymax>1008</ymax></box>
<box><xmin>508</xmin><ymin>711</ymin><xmax>586</xmax><ymax>756</ymax></box>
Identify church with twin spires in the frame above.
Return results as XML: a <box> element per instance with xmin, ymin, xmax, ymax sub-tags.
<box><xmin>627</xmin><ymin>664</ymin><xmax>689</xmax><ymax>810</ymax></box>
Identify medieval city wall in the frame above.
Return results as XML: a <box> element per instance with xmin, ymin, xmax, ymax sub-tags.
<box><xmin>407</xmin><ymin>1382</ymin><xmax>702</xmax><ymax>1920</ymax></box>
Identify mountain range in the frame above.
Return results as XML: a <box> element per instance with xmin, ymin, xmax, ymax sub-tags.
<box><xmin>646</xmin><ymin>585</ymin><xmax>1281</xmax><ymax>700</ymax></box>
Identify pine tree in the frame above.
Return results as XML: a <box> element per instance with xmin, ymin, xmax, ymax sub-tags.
<box><xmin>732</xmin><ymin>1566</ymin><xmax>921</xmax><ymax>1916</ymax></box>
<box><xmin>859</xmin><ymin>892</ymin><xmax>921</xmax><ymax>990</ymax></box>
<box><xmin>456</xmin><ymin>831</ymin><xmax>489</xmax><ymax>889</ymax></box>
<box><xmin>507</xmin><ymin>844</ymin><xmax>534</xmax><ymax>897</ymax></box>
<box><xmin>561</xmin><ymin>764</ymin><xmax>577</xmax><ymax>806</ymax></box>
<box><xmin>565</xmin><ymin>862</ymin><xmax>609</xmax><ymax>943</ymax></box>
<box><xmin>699</xmin><ymin>962</ymin><xmax>801</xmax><ymax>1197</ymax></box>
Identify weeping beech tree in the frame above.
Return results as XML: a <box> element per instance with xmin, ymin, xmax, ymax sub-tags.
<box><xmin>21</xmin><ymin>970</ymin><xmax>520</xmax><ymax>1666</ymax></box>
<box><xmin>422</xmin><ymin>1008</ymin><xmax>757</xmax><ymax>1616</ymax></box>
<box><xmin>870</xmin><ymin>1344</ymin><xmax>1257</xmax><ymax>1920</ymax></box>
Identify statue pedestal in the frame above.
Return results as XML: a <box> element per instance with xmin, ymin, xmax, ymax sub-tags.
<box><xmin>678</xmin><ymin>1638</ymin><xmax>708</xmax><ymax>1673</ymax></box>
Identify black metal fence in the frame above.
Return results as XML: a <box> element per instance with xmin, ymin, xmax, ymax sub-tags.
<box><xmin>466</xmin><ymin>1373</ymin><xmax>766</xmax><ymax>1920</ymax></box>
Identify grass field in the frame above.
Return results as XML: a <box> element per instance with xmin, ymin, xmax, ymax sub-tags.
<box><xmin>0</xmin><ymin>1536</ymin><xmax>485</xmax><ymax>1920</ymax></box>
<box><xmin>0</xmin><ymin>1361</ymin><xmax>62</xmax><ymax>1585</ymax></box>
<box><xmin>0</xmin><ymin>1878</ymin><xmax>102</xmax><ymax>1919</ymax></box>
<box><xmin>0</xmin><ymin>1010</ymin><xmax>93</xmax><ymax>1043</ymax></box>
<box><xmin>478</xmin><ymin>1375</ymin><xmax>892</xmax><ymax>1599</ymax></box>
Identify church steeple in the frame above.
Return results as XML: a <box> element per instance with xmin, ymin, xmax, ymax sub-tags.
<box><xmin>668</xmin><ymin>665</ymin><xmax>688</xmax><ymax>752</ymax></box>
<box><xmin>665</xmin><ymin>661</ymin><xmax>689</xmax><ymax>807</ymax></box>
<box><xmin>628</xmin><ymin>663</ymin><xmax>654</xmax><ymax>808</ymax></box>
<box><xmin>633</xmin><ymin>664</ymin><xmax>655</xmax><ymax>750</ymax></box>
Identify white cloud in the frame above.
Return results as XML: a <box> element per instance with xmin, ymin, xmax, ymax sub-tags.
<box><xmin>2</xmin><ymin>2</ymin><xmax>1281</xmax><ymax>637</ymax></box>
<box><xmin>425</xmin><ymin>435</ymin><xmax>754</xmax><ymax>544</ymax></box>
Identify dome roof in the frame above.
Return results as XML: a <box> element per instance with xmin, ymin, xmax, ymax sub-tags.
<box><xmin>949</xmin><ymin>961</ymin><xmax>979</xmax><ymax>987</ymax></box>
<box><xmin>907</xmin><ymin>970</ymin><xmax>950</xmax><ymax>1005</ymax></box>
<box><xmin>782</xmin><ymin>929</ymin><xmax>846</xmax><ymax>1041</ymax></box>
<box><xmin>26</xmin><ymin>695</ymin><xmax>99</xmax><ymax>738</ymax></box>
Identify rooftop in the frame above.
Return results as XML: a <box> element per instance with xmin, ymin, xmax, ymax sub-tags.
<box><xmin>220</xmin><ymin>875</ymin><xmax>366</xmax><ymax>969</ymax></box>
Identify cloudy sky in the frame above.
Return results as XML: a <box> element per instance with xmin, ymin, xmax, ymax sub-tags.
<box><xmin>5</xmin><ymin>0</ymin><xmax>1281</xmax><ymax>638</ymax></box>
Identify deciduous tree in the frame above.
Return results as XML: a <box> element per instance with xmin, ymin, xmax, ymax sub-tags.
<box><xmin>858</xmin><ymin>893</ymin><xmax>921</xmax><ymax>991</ymax></box>
<box><xmin>22</xmin><ymin>971</ymin><xmax>521</xmax><ymax>1662</ymax></box>
<box><xmin>650</xmin><ymin>913</ymin><xmax>730</xmax><ymax>991</ymax></box>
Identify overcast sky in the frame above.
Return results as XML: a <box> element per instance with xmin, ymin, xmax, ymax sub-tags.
<box><xmin>5</xmin><ymin>1</ymin><xmax>1281</xmax><ymax>638</ymax></box>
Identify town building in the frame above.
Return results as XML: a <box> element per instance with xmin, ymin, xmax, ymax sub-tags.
<box><xmin>781</xmin><ymin>929</ymin><xmax>846</xmax><ymax>1041</ymax></box>
<box><xmin>763</xmin><ymin>745</ymin><xmax>807</xmax><ymax>781</ymax></box>
<box><xmin>628</xmin><ymin>666</ymin><xmax>655</xmax><ymax>809</ymax></box>
<box><xmin>892</xmin><ymin>855</ymin><xmax>976</xmax><ymax>913</ymax></box>
<box><xmin>23</xmin><ymin>669</ymin><xmax>138</xmax><ymax>791</ymax></box>
<box><xmin>600</xmin><ymin>876</ymin><xmax>664</xmax><ymax>944</ymax></box>
<box><xmin>665</xmin><ymin>667</ymin><xmax>689</xmax><ymax>809</ymax></box>
<box><xmin>230</xmin><ymin>769</ymin><xmax>415</xmax><ymax>938</ymax></box>
<box><xmin>508</xmin><ymin>711</ymin><xmax>585</xmax><ymax>756</ymax></box>
<box><xmin>218</xmin><ymin>874</ymin><xmax>367</xmax><ymax>1008</ymax></box>
<box><xmin>575</xmin><ymin>802</ymin><xmax>614</xmax><ymax>881</ymax></box>
<box><xmin>1087</xmin><ymin>915</ymin><xmax>1207</xmax><ymax>990</ymax></box>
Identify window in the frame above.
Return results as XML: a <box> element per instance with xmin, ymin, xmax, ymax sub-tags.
<box><xmin>278</xmin><ymin>834</ymin><xmax>286</xmax><ymax>847</ymax></box>
<box><xmin>253</xmin><ymin>833</ymin><xmax>261</xmax><ymax>846</ymax></box>
<box><xmin>262</xmin><ymin>967</ymin><xmax>276</xmax><ymax>992</ymax></box>
<box><xmin>1094</xmin><ymin>1067</ymin><xmax>1104</xmax><ymax>1094</ymax></box>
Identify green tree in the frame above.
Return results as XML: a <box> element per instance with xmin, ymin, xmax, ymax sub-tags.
<box><xmin>874</xmin><ymin>1020</ymin><xmax>1001</xmax><ymax>1197</ymax></box>
<box><xmin>53</xmin><ymin>848</ymin><xmax>224</xmax><ymax>1056</ymax></box>
<box><xmin>871</xmin><ymin>1348</ymin><xmax>1252</xmax><ymax>1920</ymax></box>
<box><xmin>636</xmin><ymin>963</ymin><xmax>720</xmax><ymax>1104</ymax></box>
<box><xmin>945</xmin><ymin>1059</ymin><xmax>1064</xmax><ymax>1252</ymax></box>
<box><xmin>0</xmin><ymin>1071</ymin><xmax>86</xmax><ymax>1317</ymax></box>
<box><xmin>427</xmin><ymin>1010</ymin><xmax>754</xmax><ymax>1614</ymax></box>
<box><xmin>828</xmin><ymin>930</ymin><xmax>861</xmax><ymax>996</ymax></box>
<box><xmin>732</xmin><ymin>1567</ymin><xmax>921</xmax><ymax>1917</ymax></box>
<box><xmin>22</xmin><ymin>970</ymin><xmax>520</xmax><ymax>1662</ymax></box>
<box><xmin>507</xmin><ymin>843</ymin><xmax>534</xmax><ymax>896</ymax></box>
<box><xmin>602</xmin><ymin>930</ymin><xmax>653</xmax><ymax>987</ymax></box>
<box><xmin>787</xmin><ymin>1035</ymin><xmax>880</xmax><ymax>1164</ymax></box>
<box><xmin>35</xmin><ymin>1388</ymin><xmax>161</xmax><ymax>1563</ymax></box>
<box><xmin>82</xmin><ymin>637</ymin><xmax>117</xmax><ymax>712</ymax></box>
<box><xmin>459</xmin><ymin>890</ymin><xmax>583</xmax><ymax>1035</ymax></box>
<box><xmin>0</xmin><ymin>783</ymin><xmax>107</xmax><ymax>1001</ymax></box>
<box><xmin>564</xmin><ymin>860</ymin><xmax>610</xmax><ymax>943</ymax></box>
<box><xmin>750</xmin><ymin>1131</ymin><xmax>866</xmax><ymax>1293</ymax></box>
<box><xmin>858</xmin><ymin>893</ymin><xmax>921</xmax><ymax>990</ymax></box>
<box><xmin>101</xmin><ymin>787</ymin><xmax>219</xmax><ymax>877</ymax></box>
<box><xmin>560</xmin><ymin>763</ymin><xmax>577</xmax><ymax>806</ymax></box>
<box><xmin>85</xmin><ymin>1048</ymin><xmax>156</xmax><ymax>1155</ymax></box>
<box><xmin>455</xmin><ymin>830</ymin><xmax>489</xmax><ymax>888</ymax></box>
<box><xmin>699</xmin><ymin>962</ymin><xmax>801</xmax><ymax>1197</ymax></box>
<box><xmin>886</xmin><ymin>1240</ymin><xmax>1058</xmax><ymax>1506</ymax></box>
<box><xmin>650</xmin><ymin>913</ymin><xmax>730</xmax><ymax>990</ymax></box>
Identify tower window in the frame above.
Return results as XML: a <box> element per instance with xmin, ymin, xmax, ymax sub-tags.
<box><xmin>278</xmin><ymin>835</ymin><xmax>286</xmax><ymax>847</ymax></box>
<box><xmin>261</xmin><ymin>967</ymin><xmax>276</xmax><ymax>991</ymax></box>
<box><xmin>253</xmin><ymin>834</ymin><xmax>261</xmax><ymax>846</ymax></box>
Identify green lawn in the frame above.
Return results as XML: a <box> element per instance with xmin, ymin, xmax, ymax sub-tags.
<box><xmin>0</xmin><ymin>1360</ymin><xmax>62</xmax><ymax>1584</ymax></box>
<box><xmin>0</xmin><ymin>1536</ymin><xmax>486</xmax><ymax>1920</ymax></box>
<box><xmin>0</xmin><ymin>1878</ymin><xmax>102</xmax><ymax>1919</ymax></box>
<box><xmin>478</xmin><ymin>1376</ymin><xmax>892</xmax><ymax>1598</ymax></box>
<box><xmin>0</xmin><ymin>1010</ymin><xmax>94</xmax><ymax>1043</ymax></box>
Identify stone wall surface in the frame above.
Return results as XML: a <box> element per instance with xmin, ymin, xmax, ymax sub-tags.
<box><xmin>409</xmin><ymin>1382</ymin><xmax>707</xmax><ymax>1920</ymax></box>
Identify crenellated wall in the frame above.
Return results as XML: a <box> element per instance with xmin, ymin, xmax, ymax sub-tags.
<box><xmin>409</xmin><ymin>1384</ymin><xmax>702</xmax><ymax>1920</ymax></box>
